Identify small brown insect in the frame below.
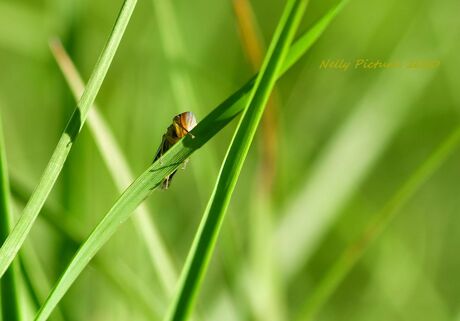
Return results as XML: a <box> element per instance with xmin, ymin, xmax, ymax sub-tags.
<box><xmin>153</xmin><ymin>111</ymin><xmax>197</xmax><ymax>189</ymax></box>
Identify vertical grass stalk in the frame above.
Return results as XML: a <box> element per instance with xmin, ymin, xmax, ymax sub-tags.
<box><xmin>164</xmin><ymin>1</ymin><xmax>308</xmax><ymax>320</ymax></box>
<box><xmin>232</xmin><ymin>1</ymin><xmax>286</xmax><ymax>319</ymax></box>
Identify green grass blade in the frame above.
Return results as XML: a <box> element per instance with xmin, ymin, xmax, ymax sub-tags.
<box><xmin>281</xmin><ymin>0</ymin><xmax>349</xmax><ymax>75</ymax></box>
<box><xmin>49</xmin><ymin>39</ymin><xmax>177</xmax><ymax>298</ymax></box>
<box><xmin>32</xmin><ymin>4</ymin><xmax>343</xmax><ymax>319</ymax></box>
<box><xmin>0</xmin><ymin>113</ymin><xmax>22</xmax><ymax>321</ymax></box>
<box><xmin>0</xmin><ymin>0</ymin><xmax>138</xmax><ymax>278</ymax></box>
<box><xmin>232</xmin><ymin>0</ymin><xmax>287</xmax><ymax>319</ymax></box>
<box><xmin>11</xmin><ymin>176</ymin><xmax>162</xmax><ymax>319</ymax></box>
<box><xmin>296</xmin><ymin>126</ymin><xmax>460</xmax><ymax>321</ymax></box>
<box><xmin>208</xmin><ymin>0</ymin><xmax>350</xmax><ymax>312</ymax></box>
<box><xmin>164</xmin><ymin>1</ymin><xmax>308</xmax><ymax>320</ymax></box>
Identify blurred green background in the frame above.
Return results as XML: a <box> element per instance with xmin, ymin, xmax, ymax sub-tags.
<box><xmin>1</xmin><ymin>0</ymin><xmax>459</xmax><ymax>320</ymax></box>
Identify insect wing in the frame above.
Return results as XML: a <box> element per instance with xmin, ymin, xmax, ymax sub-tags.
<box><xmin>180</xmin><ymin>112</ymin><xmax>197</xmax><ymax>132</ymax></box>
<box><xmin>173</xmin><ymin>112</ymin><xmax>197</xmax><ymax>138</ymax></box>
<box><xmin>153</xmin><ymin>135</ymin><xmax>169</xmax><ymax>163</ymax></box>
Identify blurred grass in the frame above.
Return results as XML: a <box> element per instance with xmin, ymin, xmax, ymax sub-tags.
<box><xmin>275</xmin><ymin>0</ymin><xmax>459</xmax><ymax>279</ymax></box>
<box><xmin>0</xmin><ymin>2</ymin><xmax>50</xmax><ymax>60</ymax></box>
<box><xmin>0</xmin><ymin>0</ymin><xmax>138</xmax><ymax>279</ymax></box>
<box><xmin>297</xmin><ymin>125</ymin><xmax>460</xmax><ymax>321</ymax></box>
<box><xmin>0</xmin><ymin>113</ymin><xmax>22</xmax><ymax>321</ymax></box>
<box><xmin>1</xmin><ymin>0</ymin><xmax>459</xmax><ymax>320</ymax></box>
<box><xmin>17</xmin><ymin>239</ymin><xmax>67</xmax><ymax>321</ymax></box>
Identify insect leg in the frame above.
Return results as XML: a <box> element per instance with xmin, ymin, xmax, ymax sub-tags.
<box><xmin>162</xmin><ymin>169</ymin><xmax>178</xmax><ymax>189</ymax></box>
<box><xmin>181</xmin><ymin>158</ymin><xmax>189</xmax><ymax>170</ymax></box>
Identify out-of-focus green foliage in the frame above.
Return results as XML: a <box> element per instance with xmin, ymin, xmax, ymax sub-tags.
<box><xmin>0</xmin><ymin>0</ymin><xmax>459</xmax><ymax>320</ymax></box>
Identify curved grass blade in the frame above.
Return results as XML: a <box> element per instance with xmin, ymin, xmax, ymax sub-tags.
<box><xmin>296</xmin><ymin>126</ymin><xmax>460</xmax><ymax>321</ymax></box>
<box><xmin>164</xmin><ymin>1</ymin><xmax>308</xmax><ymax>320</ymax></box>
<box><xmin>0</xmin><ymin>0</ymin><xmax>138</xmax><ymax>278</ymax></box>
<box><xmin>34</xmin><ymin>4</ymin><xmax>343</xmax><ymax>319</ymax></box>
<box><xmin>0</xmin><ymin>113</ymin><xmax>22</xmax><ymax>321</ymax></box>
<box><xmin>11</xmin><ymin>176</ymin><xmax>162</xmax><ymax>320</ymax></box>
<box><xmin>49</xmin><ymin>39</ymin><xmax>177</xmax><ymax>298</ymax></box>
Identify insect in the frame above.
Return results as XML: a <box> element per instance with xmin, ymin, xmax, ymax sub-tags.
<box><xmin>153</xmin><ymin>111</ymin><xmax>197</xmax><ymax>189</ymax></box>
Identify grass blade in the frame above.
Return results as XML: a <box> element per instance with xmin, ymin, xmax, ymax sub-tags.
<box><xmin>11</xmin><ymin>176</ymin><xmax>162</xmax><ymax>319</ymax></box>
<box><xmin>281</xmin><ymin>0</ymin><xmax>349</xmax><ymax>75</ymax></box>
<box><xmin>206</xmin><ymin>0</ymin><xmax>350</xmax><ymax>315</ymax></box>
<box><xmin>232</xmin><ymin>1</ymin><xmax>285</xmax><ymax>319</ymax></box>
<box><xmin>33</xmin><ymin>4</ymin><xmax>343</xmax><ymax>318</ymax></box>
<box><xmin>164</xmin><ymin>1</ymin><xmax>308</xmax><ymax>320</ymax></box>
<box><xmin>0</xmin><ymin>0</ymin><xmax>138</xmax><ymax>278</ymax></box>
<box><xmin>49</xmin><ymin>39</ymin><xmax>177</xmax><ymax>298</ymax></box>
<box><xmin>0</xmin><ymin>113</ymin><xmax>22</xmax><ymax>321</ymax></box>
